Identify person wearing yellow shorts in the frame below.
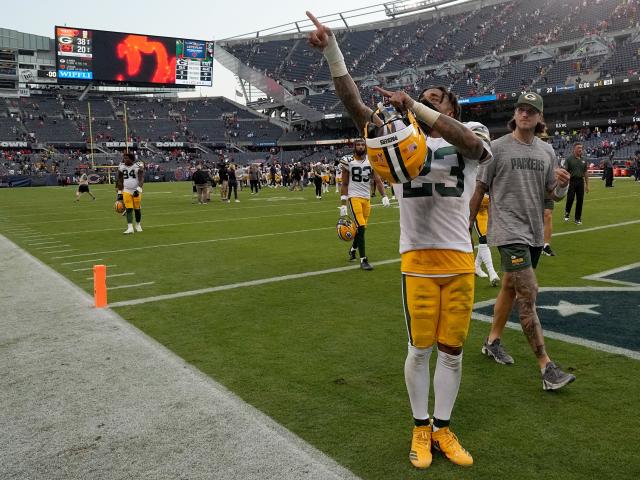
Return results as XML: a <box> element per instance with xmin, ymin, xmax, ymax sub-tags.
<box><xmin>116</xmin><ymin>152</ymin><xmax>144</xmax><ymax>235</ymax></box>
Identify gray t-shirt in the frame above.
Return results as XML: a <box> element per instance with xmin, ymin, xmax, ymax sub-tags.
<box><xmin>477</xmin><ymin>134</ymin><xmax>557</xmax><ymax>247</ymax></box>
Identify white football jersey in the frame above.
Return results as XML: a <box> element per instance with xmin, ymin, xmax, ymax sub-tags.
<box><xmin>392</xmin><ymin>122</ymin><xmax>492</xmax><ymax>254</ymax></box>
<box><xmin>341</xmin><ymin>155</ymin><xmax>372</xmax><ymax>199</ymax></box>
<box><xmin>119</xmin><ymin>161</ymin><xmax>144</xmax><ymax>192</ymax></box>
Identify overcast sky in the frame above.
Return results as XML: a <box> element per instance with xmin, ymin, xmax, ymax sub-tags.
<box><xmin>3</xmin><ymin>0</ymin><xmax>467</xmax><ymax>100</ymax></box>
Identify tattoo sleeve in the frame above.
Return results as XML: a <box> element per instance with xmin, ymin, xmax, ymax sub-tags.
<box><xmin>432</xmin><ymin>115</ymin><xmax>485</xmax><ymax>160</ymax></box>
<box><xmin>333</xmin><ymin>75</ymin><xmax>377</xmax><ymax>133</ymax></box>
<box><xmin>511</xmin><ymin>268</ymin><xmax>547</xmax><ymax>359</ymax></box>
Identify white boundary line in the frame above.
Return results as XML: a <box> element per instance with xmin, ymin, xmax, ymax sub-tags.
<box><xmin>108</xmin><ymin>282</ymin><xmax>155</xmax><ymax>290</ymax></box>
<box><xmin>51</xmin><ymin>220</ymin><xmax>399</xmax><ymax>260</ymax></box>
<box><xmin>108</xmin><ymin>259</ymin><xmax>401</xmax><ymax>308</ymax></box>
<box><xmin>472</xmin><ymin>287</ymin><xmax>640</xmax><ymax>361</ymax></box>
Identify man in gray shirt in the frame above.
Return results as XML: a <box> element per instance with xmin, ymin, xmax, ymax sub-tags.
<box><xmin>469</xmin><ymin>92</ymin><xmax>575</xmax><ymax>391</ymax></box>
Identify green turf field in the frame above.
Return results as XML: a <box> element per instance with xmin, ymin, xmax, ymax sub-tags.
<box><xmin>1</xmin><ymin>179</ymin><xmax>640</xmax><ymax>479</ymax></box>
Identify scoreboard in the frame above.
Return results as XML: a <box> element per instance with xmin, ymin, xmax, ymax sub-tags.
<box><xmin>55</xmin><ymin>27</ymin><xmax>213</xmax><ymax>86</ymax></box>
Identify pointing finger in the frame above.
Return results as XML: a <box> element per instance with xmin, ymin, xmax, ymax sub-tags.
<box><xmin>373</xmin><ymin>86</ymin><xmax>393</xmax><ymax>97</ymax></box>
<box><xmin>306</xmin><ymin>11</ymin><xmax>323</xmax><ymax>29</ymax></box>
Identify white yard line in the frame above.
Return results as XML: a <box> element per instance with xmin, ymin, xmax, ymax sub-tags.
<box><xmin>27</xmin><ymin>240</ymin><xmax>60</xmax><ymax>245</ymax></box>
<box><xmin>108</xmin><ymin>259</ymin><xmax>401</xmax><ymax>308</ymax></box>
<box><xmin>46</xmin><ymin>249</ymin><xmax>76</xmax><ymax>254</ymax></box>
<box><xmin>553</xmin><ymin>219</ymin><xmax>640</xmax><ymax>237</ymax></box>
<box><xmin>73</xmin><ymin>264</ymin><xmax>117</xmax><ymax>272</ymax></box>
<box><xmin>37</xmin><ymin>207</ymin><xmax>352</xmax><ymax>237</ymax></box>
<box><xmin>108</xmin><ymin>282</ymin><xmax>155</xmax><ymax>290</ymax></box>
<box><xmin>86</xmin><ymin>272</ymin><xmax>134</xmax><ymax>281</ymax></box>
<box><xmin>61</xmin><ymin>258</ymin><xmax>103</xmax><ymax>265</ymax></box>
<box><xmin>51</xmin><ymin>220</ymin><xmax>399</xmax><ymax>260</ymax></box>
<box><xmin>36</xmin><ymin>244</ymin><xmax>70</xmax><ymax>250</ymax></box>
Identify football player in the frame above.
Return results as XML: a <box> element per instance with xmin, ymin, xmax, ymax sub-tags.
<box><xmin>339</xmin><ymin>139</ymin><xmax>390</xmax><ymax>271</ymax></box>
<box><xmin>334</xmin><ymin>160</ymin><xmax>342</xmax><ymax>193</ymax></box>
<box><xmin>307</xmin><ymin>11</ymin><xmax>491</xmax><ymax>469</ymax></box>
<box><xmin>116</xmin><ymin>152</ymin><xmax>144</xmax><ymax>234</ymax></box>
<box><xmin>75</xmin><ymin>170</ymin><xmax>95</xmax><ymax>201</ymax></box>
<box><xmin>473</xmin><ymin>194</ymin><xmax>500</xmax><ymax>286</ymax></box>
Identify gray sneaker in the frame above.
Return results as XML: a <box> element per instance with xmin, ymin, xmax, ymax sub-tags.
<box><xmin>481</xmin><ymin>338</ymin><xmax>514</xmax><ymax>365</ymax></box>
<box><xmin>541</xmin><ymin>362</ymin><xmax>576</xmax><ymax>391</ymax></box>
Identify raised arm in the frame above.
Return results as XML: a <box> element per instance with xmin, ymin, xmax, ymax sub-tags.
<box><xmin>306</xmin><ymin>12</ymin><xmax>377</xmax><ymax>133</ymax></box>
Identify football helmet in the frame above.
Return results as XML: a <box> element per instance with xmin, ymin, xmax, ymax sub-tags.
<box><xmin>114</xmin><ymin>200</ymin><xmax>126</xmax><ymax>214</ymax></box>
<box><xmin>336</xmin><ymin>216</ymin><xmax>357</xmax><ymax>242</ymax></box>
<box><xmin>364</xmin><ymin>103</ymin><xmax>428</xmax><ymax>184</ymax></box>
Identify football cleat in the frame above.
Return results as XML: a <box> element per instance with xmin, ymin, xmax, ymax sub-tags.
<box><xmin>432</xmin><ymin>427</ymin><xmax>473</xmax><ymax>467</ymax></box>
<box><xmin>360</xmin><ymin>257</ymin><xmax>373</xmax><ymax>271</ymax></box>
<box><xmin>348</xmin><ymin>248</ymin><xmax>357</xmax><ymax>262</ymax></box>
<box><xmin>337</xmin><ymin>217</ymin><xmax>357</xmax><ymax>242</ymax></box>
<box><xmin>364</xmin><ymin>103</ymin><xmax>428</xmax><ymax>184</ymax></box>
<box><xmin>135</xmin><ymin>224</ymin><xmax>143</xmax><ymax>232</ymax></box>
<box><xmin>114</xmin><ymin>200</ymin><xmax>126</xmax><ymax>214</ymax></box>
<box><xmin>123</xmin><ymin>225</ymin><xmax>134</xmax><ymax>235</ymax></box>
<box><xmin>409</xmin><ymin>425</ymin><xmax>432</xmax><ymax>469</ymax></box>
<box><xmin>542</xmin><ymin>245</ymin><xmax>556</xmax><ymax>257</ymax></box>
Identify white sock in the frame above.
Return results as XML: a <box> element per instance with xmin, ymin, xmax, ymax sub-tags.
<box><xmin>478</xmin><ymin>244</ymin><xmax>497</xmax><ymax>276</ymax></box>
<box><xmin>474</xmin><ymin>251</ymin><xmax>483</xmax><ymax>271</ymax></box>
<box><xmin>404</xmin><ymin>344</ymin><xmax>433</xmax><ymax>422</ymax></box>
<box><xmin>433</xmin><ymin>349</ymin><xmax>463</xmax><ymax>425</ymax></box>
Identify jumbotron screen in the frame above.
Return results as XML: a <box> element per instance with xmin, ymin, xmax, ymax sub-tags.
<box><xmin>55</xmin><ymin>27</ymin><xmax>214</xmax><ymax>86</ymax></box>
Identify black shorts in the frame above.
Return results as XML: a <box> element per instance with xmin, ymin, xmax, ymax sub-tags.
<box><xmin>78</xmin><ymin>184</ymin><xmax>90</xmax><ymax>193</ymax></box>
<box><xmin>498</xmin><ymin>244</ymin><xmax>543</xmax><ymax>272</ymax></box>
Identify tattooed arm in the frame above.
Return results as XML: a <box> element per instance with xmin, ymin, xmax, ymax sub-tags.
<box><xmin>306</xmin><ymin>11</ymin><xmax>377</xmax><ymax>133</ymax></box>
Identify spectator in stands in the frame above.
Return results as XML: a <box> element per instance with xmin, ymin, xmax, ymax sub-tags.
<box><xmin>563</xmin><ymin>143</ymin><xmax>589</xmax><ymax>225</ymax></box>
<box><xmin>227</xmin><ymin>165</ymin><xmax>239</xmax><ymax>203</ymax></box>
<box><xmin>192</xmin><ymin>164</ymin><xmax>211</xmax><ymax>205</ymax></box>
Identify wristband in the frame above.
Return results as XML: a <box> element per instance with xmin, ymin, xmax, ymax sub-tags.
<box><xmin>136</xmin><ymin>186</ymin><xmax>143</xmax><ymax>193</ymax></box>
<box><xmin>553</xmin><ymin>183</ymin><xmax>568</xmax><ymax>199</ymax></box>
<box><xmin>117</xmin><ymin>190</ymin><xmax>122</xmax><ymax>194</ymax></box>
<box><xmin>410</xmin><ymin>99</ymin><xmax>441</xmax><ymax>128</ymax></box>
<box><xmin>323</xmin><ymin>35</ymin><xmax>348</xmax><ymax>78</ymax></box>
<box><xmin>340</xmin><ymin>195</ymin><xmax>348</xmax><ymax>202</ymax></box>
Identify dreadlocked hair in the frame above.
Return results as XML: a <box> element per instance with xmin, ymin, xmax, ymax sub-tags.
<box><xmin>418</xmin><ymin>86</ymin><xmax>461</xmax><ymax>121</ymax></box>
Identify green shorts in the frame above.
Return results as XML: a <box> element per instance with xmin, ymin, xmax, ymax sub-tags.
<box><xmin>498</xmin><ymin>244</ymin><xmax>543</xmax><ymax>272</ymax></box>
<box><xmin>544</xmin><ymin>197</ymin><xmax>554</xmax><ymax>210</ymax></box>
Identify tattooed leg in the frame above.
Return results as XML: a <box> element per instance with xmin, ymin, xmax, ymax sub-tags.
<box><xmin>488</xmin><ymin>272</ymin><xmax>516</xmax><ymax>343</ymax></box>
<box><xmin>511</xmin><ymin>268</ymin><xmax>551</xmax><ymax>369</ymax></box>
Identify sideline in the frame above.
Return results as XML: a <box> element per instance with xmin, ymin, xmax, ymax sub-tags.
<box><xmin>0</xmin><ymin>234</ymin><xmax>359</xmax><ymax>480</ymax></box>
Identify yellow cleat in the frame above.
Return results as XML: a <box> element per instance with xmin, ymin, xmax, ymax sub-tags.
<box><xmin>431</xmin><ymin>427</ymin><xmax>473</xmax><ymax>467</ymax></box>
<box><xmin>409</xmin><ymin>425</ymin><xmax>432</xmax><ymax>469</ymax></box>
